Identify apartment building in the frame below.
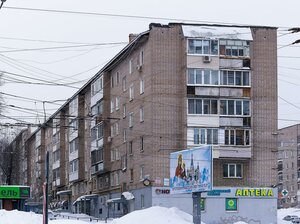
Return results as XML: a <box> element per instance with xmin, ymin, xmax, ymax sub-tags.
<box><xmin>6</xmin><ymin>23</ymin><xmax>278</xmax><ymax>221</ymax></box>
<box><xmin>277</xmin><ymin>124</ymin><xmax>300</xmax><ymax>208</ymax></box>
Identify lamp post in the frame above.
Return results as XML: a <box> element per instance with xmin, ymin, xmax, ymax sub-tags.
<box><xmin>0</xmin><ymin>0</ymin><xmax>6</xmax><ymax>10</ymax></box>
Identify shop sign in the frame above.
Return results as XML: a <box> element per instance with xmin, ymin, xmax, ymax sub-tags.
<box><xmin>0</xmin><ymin>186</ymin><xmax>30</xmax><ymax>199</ymax></box>
<box><xmin>225</xmin><ymin>198</ymin><xmax>237</xmax><ymax>211</ymax></box>
<box><xmin>155</xmin><ymin>189</ymin><xmax>170</xmax><ymax>194</ymax></box>
<box><xmin>235</xmin><ymin>188</ymin><xmax>274</xmax><ymax>197</ymax></box>
<box><xmin>200</xmin><ymin>198</ymin><xmax>205</xmax><ymax>211</ymax></box>
<box><xmin>207</xmin><ymin>189</ymin><xmax>231</xmax><ymax>196</ymax></box>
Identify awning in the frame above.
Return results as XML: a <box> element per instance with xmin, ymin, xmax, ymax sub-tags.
<box><xmin>107</xmin><ymin>192</ymin><xmax>134</xmax><ymax>204</ymax></box>
<box><xmin>106</xmin><ymin>198</ymin><xmax>122</xmax><ymax>203</ymax></box>
<box><xmin>122</xmin><ymin>192</ymin><xmax>134</xmax><ymax>200</ymax></box>
<box><xmin>72</xmin><ymin>194</ymin><xmax>98</xmax><ymax>205</ymax></box>
<box><xmin>57</xmin><ymin>190</ymin><xmax>72</xmax><ymax>195</ymax></box>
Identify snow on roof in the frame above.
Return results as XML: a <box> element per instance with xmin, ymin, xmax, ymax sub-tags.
<box><xmin>56</xmin><ymin>190</ymin><xmax>72</xmax><ymax>195</ymax></box>
<box><xmin>182</xmin><ymin>25</ymin><xmax>253</xmax><ymax>40</ymax></box>
<box><xmin>122</xmin><ymin>192</ymin><xmax>135</xmax><ymax>200</ymax></box>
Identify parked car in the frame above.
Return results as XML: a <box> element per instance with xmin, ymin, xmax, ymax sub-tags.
<box><xmin>283</xmin><ymin>215</ymin><xmax>299</xmax><ymax>221</ymax></box>
<box><xmin>292</xmin><ymin>217</ymin><xmax>300</xmax><ymax>224</ymax></box>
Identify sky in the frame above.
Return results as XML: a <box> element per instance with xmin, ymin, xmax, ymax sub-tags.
<box><xmin>1</xmin><ymin>0</ymin><xmax>300</xmax><ymax>137</ymax></box>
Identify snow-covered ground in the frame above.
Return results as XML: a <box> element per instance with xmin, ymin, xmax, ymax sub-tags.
<box><xmin>0</xmin><ymin>206</ymin><xmax>299</xmax><ymax>224</ymax></box>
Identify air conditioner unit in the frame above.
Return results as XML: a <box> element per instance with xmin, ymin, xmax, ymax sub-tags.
<box><xmin>203</xmin><ymin>56</ymin><xmax>211</xmax><ymax>63</ymax></box>
<box><xmin>107</xmin><ymin>136</ymin><xmax>112</xmax><ymax>142</ymax></box>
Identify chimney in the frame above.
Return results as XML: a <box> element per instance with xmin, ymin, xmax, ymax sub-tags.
<box><xmin>129</xmin><ymin>33</ymin><xmax>138</xmax><ymax>43</ymax></box>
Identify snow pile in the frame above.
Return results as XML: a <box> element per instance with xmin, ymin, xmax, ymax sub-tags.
<box><xmin>0</xmin><ymin>210</ymin><xmax>87</xmax><ymax>224</ymax></box>
<box><xmin>50</xmin><ymin>220</ymin><xmax>88</xmax><ymax>224</ymax></box>
<box><xmin>0</xmin><ymin>210</ymin><xmax>42</xmax><ymax>224</ymax></box>
<box><xmin>112</xmin><ymin>206</ymin><xmax>196</xmax><ymax>224</ymax></box>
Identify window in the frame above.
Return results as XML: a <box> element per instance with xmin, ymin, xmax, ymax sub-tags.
<box><xmin>188</xmin><ymin>99</ymin><xmax>218</xmax><ymax>115</ymax></box>
<box><xmin>220</xmin><ymin>70</ymin><xmax>250</xmax><ymax>86</ymax></box>
<box><xmin>140</xmin><ymin>165</ymin><xmax>145</xmax><ymax>180</ymax></box>
<box><xmin>187</xmin><ymin>69</ymin><xmax>219</xmax><ymax>85</ymax></box>
<box><xmin>69</xmin><ymin>138</ymin><xmax>79</xmax><ymax>153</ymax></box>
<box><xmin>220</xmin><ymin>100</ymin><xmax>250</xmax><ymax>116</ymax></box>
<box><xmin>188</xmin><ymin>39</ymin><xmax>218</xmax><ymax>55</ymax></box>
<box><xmin>194</xmin><ymin>128</ymin><xmax>218</xmax><ymax>145</ymax></box>
<box><xmin>52</xmin><ymin>132</ymin><xmax>60</xmax><ymax>145</ymax></box>
<box><xmin>140</xmin><ymin>107</ymin><xmax>144</xmax><ymax>122</ymax></box>
<box><xmin>122</xmin><ymin>76</ymin><xmax>127</xmax><ymax>92</ymax></box>
<box><xmin>70</xmin><ymin>97</ymin><xmax>78</xmax><ymax>114</ymax></box>
<box><xmin>123</xmin><ymin>129</ymin><xmax>127</xmax><ymax>142</ymax></box>
<box><xmin>53</xmin><ymin>168</ymin><xmax>60</xmax><ymax>180</ymax></box>
<box><xmin>223</xmin><ymin>163</ymin><xmax>242</xmax><ymax>178</ymax></box>
<box><xmin>123</xmin><ymin>104</ymin><xmax>126</xmax><ymax>118</ymax></box>
<box><xmin>129</xmin><ymin>84</ymin><xmax>134</xmax><ymax>101</ymax></box>
<box><xmin>91</xmin><ymin>123</ymin><xmax>103</xmax><ymax>141</ymax></box>
<box><xmin>278</xmin><ymin>171</ymin><xmax>283</xmax><ymax>182</ymax></box>
<box><xmin>116</xmin><ymin>72</ymin><xmax>120</xmax><ymax>85</ymax></box>
<box><xmin>225</xmin><ymin>129</ymin><xmax>250</xmax><ymax>146</ymax></box>
<box><xmin>91</xmin><ymin>76</ymin><xmax>103</xmax><ymax>96</ymax></box>
<box><xmin>141</xmin><ymin>194</ymin><xmax>145</xmax><ymax>208</ymax></box>
<box><xmin>110</xmin><ymin>99</ymin><xmax>114</xmax><ymax>113</ymax></box>
<box><xmin>121</xmin><ymin>155</ymin><xmax>127</xmax><ymax>170</ymax></box>
<box><xmin>69</xmin><ymin>119</ymin><xmax>78</xmax><ymax>135</ymax></box>
<box><xmin>115</xmin><ymin>97</ymin><xmax>120</xmax><ymax>111</ymax></box>
<box><xmin>53</xmin><ymin>149</ymin><xmax>60</xmax><ymax>162</ymax></box>
<box><xmin>140</xmin><ymin>78</ymin><xmax>144</xmax><ymax>94</ymax></box>
<box><xmin>111</xmin><ymin>75</ymin><xmax>114</xmax><ymax>88</ymax></box>
<box><xmin>91</xmin><ymin>100</ymin><xmax>103</xmax><ymax>116</ymax></box>
<box><xmin>115</xmin><ymin>122</ymin><xmax>119</xmax><ymax>135</ymax></box>
<box><xmin>278</xmin><ymin>160</ymin><xmax>283</xmax><ymax>171</ymax></box>
<box><xmin>139</xmin><ymin>50</ymin><xmax>144</xmax><ymax>66</ymax></box>
<box><xmin>129</xmin><ymin>141</ymin><xmax>133</xmax><ymax>155</ymax></box>
<box><xmin>91</xmin><ymin>148</ymin><xmax>103</xmax><ymax>165</ymax></box>
<box><xmin>130</xmin><ymin>168</ymin><xmax>134</xmax><ymax>182</ymax></box>
<box><xmin>129</xmin><ymin>59</ymin><xmax>133</xmax><ymax>74</ymax></box>
<box><xmin>70</xmin><ymin>159</ymin><xmax>79</xmax><ymax>173</ymax></box>
<box><xmin>129</xmin><ymin>112</ymin><xmax>133</xmax><ymax>128</ymax></box>
<box><xmin>219</xmin><ymin>39</ymin><xmax>249</xmax><ymax>57</ymax></box>
<box><xmin>140</xmin><ymin>136</ymin><xmax>144</xmax><ymax>151</ymax></box>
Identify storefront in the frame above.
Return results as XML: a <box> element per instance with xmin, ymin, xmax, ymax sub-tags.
<box><xmin>0</xmin><ymin>185</ymin><xmax>30</xmax><ymax>211</ymax></box>
<box><xmin>148</xmin><ymin>186</ymin><xmax>277</xmax><ymax>224</ymax></box>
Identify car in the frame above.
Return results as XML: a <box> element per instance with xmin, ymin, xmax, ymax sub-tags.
<box><xmin>283</xmin><ymin>215</ymin><xmax>299</xmax><ymax>221</ymax></box>
<box><xmin>292</xmin><ymin>217</ymin><xmax>300</xmax><ymax>224</ymax></box>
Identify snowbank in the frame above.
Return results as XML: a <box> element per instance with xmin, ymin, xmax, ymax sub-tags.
<box><xmin>0</xmin><ymin>210</ymin><xmax>42</xmax><ymax>224</ymax></box>
<box><xmin>0</xmin><ymin>210</ymin><xmax>88</xmax><ymax>224</ymax></box>
<box><xmin>112</xmin><ymin>206</ymin><xmax>195</xmax><ymax>224</ymax></box>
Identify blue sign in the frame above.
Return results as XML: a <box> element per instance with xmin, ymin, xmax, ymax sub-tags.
<box><xmin>170</xmin><ymin>146</ymin><xmax>213</xmax><ymax>194</ymax></box>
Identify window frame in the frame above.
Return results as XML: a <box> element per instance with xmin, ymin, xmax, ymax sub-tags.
<box><xmin>223</xmin><ymin>163</ymin><xmax>243</xmax><ymax>178</ymax></box>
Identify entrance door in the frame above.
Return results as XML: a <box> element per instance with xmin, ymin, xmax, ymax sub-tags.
<box><xmin>3</xmin><ymin>200</ymin><xmax>13</xmax><ymax>210</ymax></box>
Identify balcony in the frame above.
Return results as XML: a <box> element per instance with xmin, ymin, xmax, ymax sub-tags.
<box><xmin>91</xmin><ymin>162</ymin><xmax>104</xmax><ymax>175</ymax></box>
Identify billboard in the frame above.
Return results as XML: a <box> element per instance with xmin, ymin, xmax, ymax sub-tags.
<box><xmin>170</xmin><ymin>146</ymin><xmax>212</xmax><ymax>194</ymax></box>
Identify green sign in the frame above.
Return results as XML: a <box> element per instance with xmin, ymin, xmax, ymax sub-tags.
<box><xmin>200</xmin><ymin>198</ymin><xmax>205</xmax><ymax>211</ymax></box>
<box><xmin>225</xmin><ymin>198</ymin><xmax>237</xmax><ymax>211</ymax></box>
<box><xmin>0</xmin><ymin>186</ymin><xmax>30</xmax><ymax>199</ymax></box>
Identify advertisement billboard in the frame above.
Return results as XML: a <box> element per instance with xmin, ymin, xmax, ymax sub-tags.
<box><xmin>170</xmin><ymin>146</ymin><xmax>212</xmax><ymax>194</ymax></box>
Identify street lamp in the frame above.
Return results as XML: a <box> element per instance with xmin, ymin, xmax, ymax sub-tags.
<box><xmin>0</xmin><ymin>0</ymin><xmax>6</xmax><ymax>10</ymax></box>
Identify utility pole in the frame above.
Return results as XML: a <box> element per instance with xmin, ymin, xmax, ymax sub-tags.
<box><xmin>43</xmin><ymin>151</ymin><xmax>49</xmax><ymax>224</ymax></box>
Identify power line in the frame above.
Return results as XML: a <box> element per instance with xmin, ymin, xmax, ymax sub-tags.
<box><xmin>0</xmin><ymin>42</ymin><xmax>127</xmax><ymax>53</ymax></box>
<box><xmin>1</xmin><ymin>6</ymin><xmax>290</xmax><ymax>29</ymax></box>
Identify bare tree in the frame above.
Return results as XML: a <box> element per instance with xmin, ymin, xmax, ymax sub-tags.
<box><xmin>0</xmin><ymin>138</ymin><xmax>13</xmax><ymax>184</ymax></box>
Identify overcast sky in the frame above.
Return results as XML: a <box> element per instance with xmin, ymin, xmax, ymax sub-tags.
<box><xmin>1</xmin><ymin>0</ymin><xmax>300</xmax><ymax>137</ymax></box>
